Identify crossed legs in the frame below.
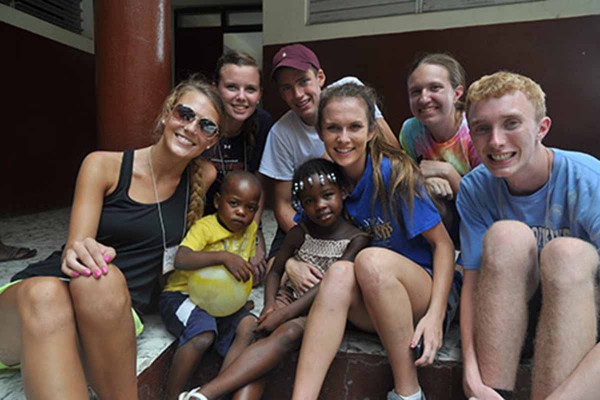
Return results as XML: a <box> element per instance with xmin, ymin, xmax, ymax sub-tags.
<box><xmin>197</xmin><ymin>318</ymin><xmax>305</xmax><ymax>400</ymax></box>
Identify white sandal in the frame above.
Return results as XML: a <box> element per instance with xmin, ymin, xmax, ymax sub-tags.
<box><xmin>178</xmin><ymin>387</ymin><xmax>208</xmax><ymax>400</ymax></box>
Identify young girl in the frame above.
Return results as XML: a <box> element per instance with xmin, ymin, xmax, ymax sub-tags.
<box><xmin>399</xmin><ymin>53</ymin><xmax>480</xmax><ymax>245</ymax></box>
<box><xmin>0</xmin><ymin>77</ymin><xmax>223</xmax><ymax>399</ymax></box>
<box><xmin>179</xmin><ymin>158</ymin><xmax>370</xmax><ymax>400</ymax></box>
<box><xmin>203</xmin><ymin>51</ymin><xmax>274</xmax><ymax>281</ymax></box>
<box><xmin>291</xmin><ymin>83</ymin><xmax>459</xmax><ymax>400</ymax></box>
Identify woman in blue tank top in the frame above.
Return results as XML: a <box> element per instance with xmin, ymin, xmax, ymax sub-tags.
<box><xmin>292</xmin><ymin>83</ymin><xmax>457</xmax><ymax>400</ymax></box>
<box><xmin>0</xmin><ymin>77</ymin><xmax>224</xmax><ymax>399</ymax></box>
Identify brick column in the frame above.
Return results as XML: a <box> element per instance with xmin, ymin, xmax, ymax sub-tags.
<box><xmin>95</xmin><ymin>0</ymin><xmax>172</xmax><ymax>150</ymax></box>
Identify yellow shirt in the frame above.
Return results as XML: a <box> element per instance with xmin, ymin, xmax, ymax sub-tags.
<box><xmin>164</xmin><ymin>213</ymin><xmax>257</xmax><ymax>293</ymax></box>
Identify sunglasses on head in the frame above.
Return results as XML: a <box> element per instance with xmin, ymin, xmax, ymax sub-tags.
<box><xmin>172</xmin><ymin>104</ymin><xmax>219</xmax><ymax>137</ymax></box>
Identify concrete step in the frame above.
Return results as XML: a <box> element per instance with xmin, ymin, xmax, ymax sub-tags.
<box><xmin>138</xmin><ymin>327</ymin><xmax>533</xmax><ymax>400</ymax></box>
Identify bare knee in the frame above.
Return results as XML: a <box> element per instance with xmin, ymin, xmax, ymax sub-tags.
<box><xmin>319</xmin><ymin>260</ymin><xmax>356</xmax><ymax>298</ymax></box>
<box><xmin>354</xmin><ymin>249</ymin><xmax>397</xmax><ymax>291</ymax></box>
<box><xmin>235</xmin><ymin>316</ymin><xmax>258</xmax><ymax>344</ymax></box>
<box><xmin>482</xmin><ymin>220</ymin><xmax>537</xmax><ymax>277</ymax></box>
<box><xmin>271</xmin><ymin>321</ymin><xmax>304</xmax><ymax>352</ymax></box>
<box><xmin>17</xmin><ymin>277</ymin><xmax>75</xmax><ymax>337</ymax></box>
<box><xmin>70</xmin><ymin>264</ymin><xmax>131</xmax><ymax>324</ymax></box>
<box><xmin>540</xmin><ymin>238</ymin><xmax>599</xmax><ymax>291</ymax></box>
<box><xmin>187</xmin><ymin>331</ymin><xmax>216</xmax><ymax>353</ymax></box>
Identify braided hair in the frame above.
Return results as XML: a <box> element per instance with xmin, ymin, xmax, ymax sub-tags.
<box><xmin>291</xmin><ymin>158</ymin><xmax>348</xmax><ymax>211</ymax></box>
<box><xmin>152</xmin><ymin>75</ymin><xmax>225</xmax><ymax>228</ymax></box>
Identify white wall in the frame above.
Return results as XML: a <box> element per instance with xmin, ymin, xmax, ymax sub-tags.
<box><xmin>263</xmin><ymin>0</ymin><xmax>600</xmax><ymax>45</ymax></box>
<box><xmin>224</xmin><ymin>32</ymin><xmax>264</xmax><ymax>68</ymax></box>
<box><xmin>0</xmin><ymin>1</ymin><xmax>94</xmax><ymax>53</ymax></box>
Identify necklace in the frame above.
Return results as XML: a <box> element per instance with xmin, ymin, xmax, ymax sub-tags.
<box><xmin>148</xmin><ymin>146</ymin><xmax>168</xmax><ymax>254</ymax></box>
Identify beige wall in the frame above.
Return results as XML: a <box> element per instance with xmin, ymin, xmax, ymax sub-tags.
<box><xmin>0</xmin><ymin>2</ymin><xmax>94</xmax><ymax>53</ymax></box>
<box><xmin>263</xmin><ymin>0</ymin><xmax>600</xmax><ymax>45</ymax></box>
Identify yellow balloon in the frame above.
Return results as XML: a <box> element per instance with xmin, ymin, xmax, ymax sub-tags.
<box><xmin>188</xmin><ymin>266</ymin><xmax>252</xmax><ymax>317</ymax></box>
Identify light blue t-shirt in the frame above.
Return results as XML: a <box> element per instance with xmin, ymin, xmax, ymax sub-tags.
<box><xmin>457</xmin><ymin>148</ymin><xmax>600</xmax><ymax>270</ymax></box>
<box><xmin>345</xmin><ymin>155</ymin><xmax>441</xmax><ymax>268</ymax></box>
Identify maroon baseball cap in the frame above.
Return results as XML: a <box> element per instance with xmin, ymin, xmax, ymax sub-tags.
<box><xmin>271</xmin><ymin>44</ymin><xmax>321</xmax><ymax>79</ymax></box>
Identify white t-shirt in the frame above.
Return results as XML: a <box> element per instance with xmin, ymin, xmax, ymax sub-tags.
<box><xmin>259</xmin><ymin>76</ymin><xmax>382</xmax><ymax>181</ymax></box>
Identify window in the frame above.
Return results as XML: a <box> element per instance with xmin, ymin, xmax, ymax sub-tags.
<box><xmin>5</xmin><ymin>0</ymin><xmax>83</xmax><ymax>34</ymax></box>
<box><xmin>308</xmin><ymin>0</ymin><xmax>543</xmax><ymax>24</ymax></box>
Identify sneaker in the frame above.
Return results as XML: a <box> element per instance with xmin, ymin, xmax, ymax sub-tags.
<box><xmin>387</xmin><ymin>389</ymin><xmax>426</xmax><ymax>400</ymax></box>
<box><xmin>179</xmin><ymin>387</ymin><xmax>207</xmax><ymax>400</ymax></box>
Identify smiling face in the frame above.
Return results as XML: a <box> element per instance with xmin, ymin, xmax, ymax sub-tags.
<box><xmin>163</xmin><ymin>90</ymin><xmax>220</xmax><ymax>159</ymax></box>
<box><xmin>468</xmin><ymin>90</ymin><xmax>551</xmax><ymax>190</ymax></box>
<box><xmin>216</xmin><ymin>64</ymin><xmax>261</xmax><ymax>127</ymax></box>
<box><xmin>408</xmin><ymin>63</ymin><xmax>464</xmax><ymax>130</ymax></box>
<box><xmin>276</xmin><ymin>67</ymin><xmax>325</xmax><ymax>126</ymax></box>
<box><xmin>215</xmin><ymin>176</ymin><xmax>261</xmax><ymax>232</ymax></box>
<box><xmin>298</xmin><ymin>175</ymin><xmax>344</xmax><ymax>228</ymax></box>
<box><xmin>319</xmin><ymin>96</ymin><xmax>375</xmax><ymax>181</ymax></box>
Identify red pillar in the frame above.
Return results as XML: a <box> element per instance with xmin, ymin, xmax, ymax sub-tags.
<box><xmin>95</xmin><ymin>0</ymin><xmax>172</xmax><ymax>150</ymax></box>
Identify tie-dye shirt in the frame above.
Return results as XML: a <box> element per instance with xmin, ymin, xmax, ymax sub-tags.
<box><xmin>399</xmin><ymin>113</ymin><xmax>480</xmax><ymax>176</ymax></box>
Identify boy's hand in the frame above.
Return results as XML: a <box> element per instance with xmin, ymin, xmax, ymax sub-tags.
<box><xmin>222</xmin><ymin>252</ymin><xmax>253</xmax><ymax>282</ymax></box>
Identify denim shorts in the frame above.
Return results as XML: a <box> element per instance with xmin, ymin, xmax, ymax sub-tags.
<box><xmin>159</xmin><ymin>290</ymin><xmax>255</xmax><ymax>357</ymax></box>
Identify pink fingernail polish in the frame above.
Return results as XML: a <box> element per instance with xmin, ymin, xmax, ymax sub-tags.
<box><xmin>102</xmin><ymin>266</ymin><xmax>108</xmax><ymax>275</ymax></box>
<box><xmin>93</xmin><ymin>270</ymin><xmax>101</xmax><ymax>278</ymax></box>
<box><xmin>83</xmin><ymin>269</ymin><xmax>91</xmax><ymax>277</ymax></box>
<box><xmin>104</xmin><ymin>254</ymin><xmax>111</xmax><ymax>262</ymax></box>
<box><xmin>72</xmin><ymin>272</ymin><xmax>80</xmax><ymax>278</ymax></box>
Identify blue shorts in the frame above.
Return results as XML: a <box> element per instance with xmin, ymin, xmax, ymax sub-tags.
<box><xmin>159</xmin><ymin>291</ymin><xmax>255</xmax><ymax>357</ymax></box>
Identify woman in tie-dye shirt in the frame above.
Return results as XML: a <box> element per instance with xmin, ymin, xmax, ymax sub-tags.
<box><xmin>399</xmin><ymin>53</ymin><xmax>480</xmax><ymax>246</ymax></box>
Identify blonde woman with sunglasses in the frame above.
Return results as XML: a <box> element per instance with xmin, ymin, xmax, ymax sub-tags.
<box><xmin>0</xmin><ymin>77</ymin><xmax>224</xmax><ymax>400</ymax></box>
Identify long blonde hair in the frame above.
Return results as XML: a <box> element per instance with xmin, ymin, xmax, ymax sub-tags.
<box><xmin>317</xmin><ymin>83</ymin><xmax>424</xmax><ymax>227</ymax></box>
<box><xmin>153</xmin><ymin>76</ymin><xmax>225</xmax><ymax>228</ymax></box>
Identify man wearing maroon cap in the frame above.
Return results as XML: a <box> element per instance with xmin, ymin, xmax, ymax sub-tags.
<box><xmin>259</xmin><ymin>43</ymin><xmax>397</xmax><ymax>291</ymax></box>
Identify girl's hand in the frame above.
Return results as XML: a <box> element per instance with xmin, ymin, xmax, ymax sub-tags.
<box><xmin>284</xmin><ymin>258</ymin><xmax>323</xmax><ymax>294</ymax></box>
<box><xmin>223</xmin><ymin>253</ymin><xmax>253</xmax><ymax>282</ymax></box>
<box><xmin>425</xmin><ymin>177</ymin><xmax>454</xmax><ymax>199</ymax></box>
<box><xmin>412</xmin><ymin>312</ymin><xmax>443</xmax><ymax>366</ymax></box>
<box><xmin>256</xmin><ymin>306</ymin><xmax>288</xmax><ymax>333</ymax></box>
<box><xmin>259</xmin><ymin>304</ymin><xmax>276</xmax><ymax>319</ymax></box>
<box><xmin>61</xmin><ymin>238</ymin><xmax>115</xmax><ymax>279</ymax></box>
<box><xmin>249</xmin><ymin>253</ymin><xmax>268</xmax><ymax>285</ymax></box>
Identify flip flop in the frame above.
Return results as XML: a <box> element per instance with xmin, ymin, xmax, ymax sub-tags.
<box><xmin>0</xmin><ymin>246</ymin><xmax>37</xmax><ymax>263</ymax></box>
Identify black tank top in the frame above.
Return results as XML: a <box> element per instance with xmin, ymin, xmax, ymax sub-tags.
<box><xmin>12</xmin><ymin>151</ymin><xmax>189</xmax><ymax>311</ymax></box>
